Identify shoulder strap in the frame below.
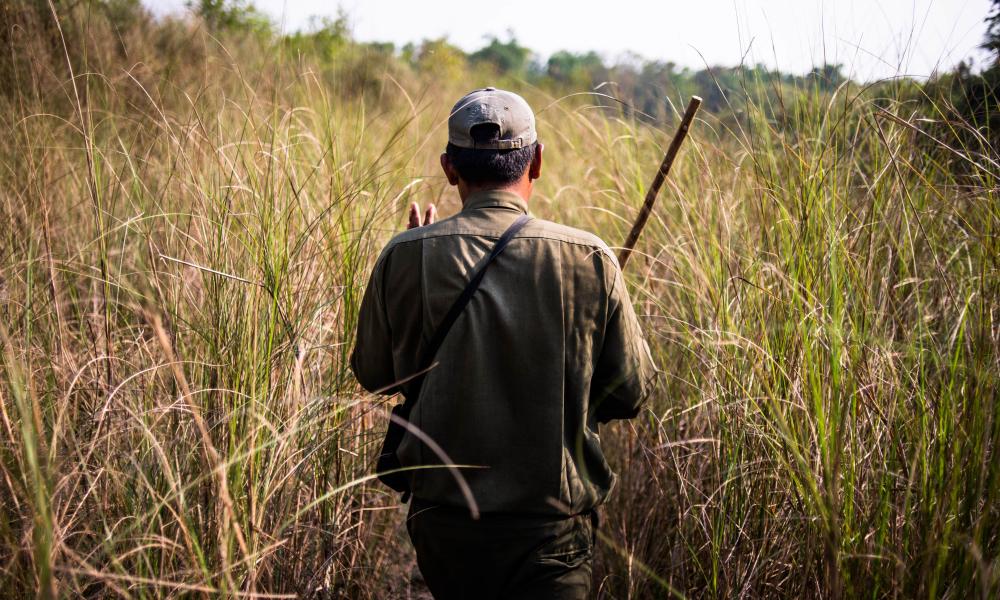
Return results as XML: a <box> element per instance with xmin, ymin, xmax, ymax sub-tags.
<box><xmin>422</xmin><ymin>214</ymin><xmax>532</xmax><ymax>363</ymax></box>
<box><xmin>405</xmin><ymin>214</ymin><xmax>532</xmax><ymax>401</ymax></box>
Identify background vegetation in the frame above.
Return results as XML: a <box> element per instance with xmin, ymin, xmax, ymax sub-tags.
<box><xmin>1</xmin><ymin>0</ymin><xmax>997</xmax><ymax>597</ymax></box>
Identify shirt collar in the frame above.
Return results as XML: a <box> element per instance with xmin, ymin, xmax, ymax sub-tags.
<box><xmin>461</xmin><ymin>189</ymin><xmax>529</xmax><ymax>215</ymax></box>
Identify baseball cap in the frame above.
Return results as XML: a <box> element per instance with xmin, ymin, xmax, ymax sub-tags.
<box><xmin>448</xmin><ymin>87</ymin><xmax>537</xmax><ymax>150</ymax></box>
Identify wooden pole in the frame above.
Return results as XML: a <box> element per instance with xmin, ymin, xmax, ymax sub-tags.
<box><xmin>618</xmin><ymin>96</ymin><xmax>702</xmax><ymax>269</ymax></box>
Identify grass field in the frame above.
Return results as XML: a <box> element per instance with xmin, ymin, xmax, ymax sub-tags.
<box><xmin>1</xmin><ymin>3</ymin><xmax>998</xmax><ymax>598</ymax></box>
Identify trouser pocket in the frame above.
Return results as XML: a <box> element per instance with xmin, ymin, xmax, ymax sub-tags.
<box><xmin>535</xmin><ymin>514</ymin><xmax>594</xmax><ymax>568</ymax></box>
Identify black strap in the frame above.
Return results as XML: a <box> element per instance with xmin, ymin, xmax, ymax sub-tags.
<box><xmin>381</xmin><ymin>213</ymin><xmax>531</xmax><ymax>502</ymax></box>
<box><xmin>406</xmin><ymin>214</ymin><xmax>532</xmax><ymax>402</ymax></box>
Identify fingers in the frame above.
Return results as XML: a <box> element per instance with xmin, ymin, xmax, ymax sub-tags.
<box><xmin>408</xmin><ymin>202</ymin><xmax>437</xmax><ymax>229</ymax></box>
<box><xmin>407</xmin><ymin>202</ymin><xmax>420</xmax><ymax>229</ymax></box>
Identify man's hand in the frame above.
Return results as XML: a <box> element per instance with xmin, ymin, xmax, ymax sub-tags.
<box><xmin>408</xmin><ymin>202</ymin><xmax>436</xmax><ymax>229</ymax></box>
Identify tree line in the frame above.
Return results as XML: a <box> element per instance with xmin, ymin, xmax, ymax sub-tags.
<box><xmin>4</xmin><ymin>0</ymin><xmax>998</xmax><ymax>143</ymax></box>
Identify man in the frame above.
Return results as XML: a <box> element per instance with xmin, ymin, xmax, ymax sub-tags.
<box><xmin>351</xmin><ymin>87</ymin><xmax>656</xmax><ymax>599</ymax></box>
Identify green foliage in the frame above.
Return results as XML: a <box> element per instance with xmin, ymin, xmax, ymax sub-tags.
<box><xmin>469</xmin><ymin>34</ymin><xmax>534</xmax><ymax>76</ymax></box>
<box><xmin>186</xmin><ymin>0</ymin><xmax>272</xmax><ymax>35</ymax></box>
<box><xmin>920</xmin><ymin>1</ymin><xmax>1000</xmax><ymax>157</ymax></box>
<box><xmin>94</xmin><ymin>0</ymin><xmax>144</xmax><ymax>30</ymax></box>
<box><xmin>807</xmin><ymin>63</ymin><xmax>847</xmax><ymax>91</ymax></box>
<box><xmin>985</xmin><ymin>0</ymin><xmax>1000</xmax><ymax>62</ymax></box>
<box><xmin>546</xmin><ymin>50</ymin><xmax>607</xmax><ymax>88</ymax></box>
<box><xmin>284</xmin><ymin>14</ymin><xmax>350</xmax><ymax>61</ymax></box>
<box><xmin>924</xmin><ymin>65</ymin><xmax>999</xmax><ymax>157</ymax></box>
<box><xmin>403</xmin><ymin>38</ymin><xmax>468</xmax><ymax>80</ymax></box>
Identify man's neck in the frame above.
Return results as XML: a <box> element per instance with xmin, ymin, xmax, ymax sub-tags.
<box><xmin>459</xmin><ymin>179</ymin><xmax>532</xmax><ymax>206</ymax></box>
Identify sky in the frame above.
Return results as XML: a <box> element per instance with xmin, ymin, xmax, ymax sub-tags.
<box><xmin>145</xmin><ymin>0</ymin><xmax>995</xmax><ymax>81</ymax></box>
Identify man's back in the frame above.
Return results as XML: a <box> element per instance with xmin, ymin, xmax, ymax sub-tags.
<box><xmin>352</xmin><ymin>189</ymin><xmax>655</xmax><ymax>516</ymax></box>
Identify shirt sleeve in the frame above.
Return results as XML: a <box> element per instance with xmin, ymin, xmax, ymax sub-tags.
<box><xmin>590</xmin><ymin>263</ymin><xmax>658</xmax><ymax>423</ymax></box>
<box><xmin>350</xmin><ymin>252</ymin><xmax>398</xmax><ymax>394</ymax></box>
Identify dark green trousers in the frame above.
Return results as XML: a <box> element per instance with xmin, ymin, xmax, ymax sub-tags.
<box><xmin>406</xmin><ymin>500</ymin><xmax>596</xmax><ymax>600</ymax></box>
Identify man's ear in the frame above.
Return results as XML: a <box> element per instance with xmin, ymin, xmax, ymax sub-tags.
<box><xmin>440</xmin><ymin>153</ymin><xmax>460</xmax><ymax>186</ymax></box>
<box><xmin>528</xmin><ymin>143</ymin><xmax>543</xmax><ymax>181</ymax></box>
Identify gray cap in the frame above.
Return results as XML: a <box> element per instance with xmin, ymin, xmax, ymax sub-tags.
<box><xmin>448</xmin><ymin>87</ymin><xmax>537</xmax><ymax>150</ymax></box>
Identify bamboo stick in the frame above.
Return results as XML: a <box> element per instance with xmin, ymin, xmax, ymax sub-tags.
<box><xmin>618</xmin><ymin>96</ymin><xmax>702</xmax><ymax>269</ymax></box>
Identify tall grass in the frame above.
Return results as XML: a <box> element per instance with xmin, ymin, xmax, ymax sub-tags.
<box><xmin>1</xmin><ymin>4</ymin><xmax>997</xmax><ymax>598</ymax></box>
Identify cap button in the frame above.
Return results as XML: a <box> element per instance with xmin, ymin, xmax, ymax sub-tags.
<box><xmin>484</xmin><ymin>87</ymin><xmax>496</xmax><ymax>91</ymax></box>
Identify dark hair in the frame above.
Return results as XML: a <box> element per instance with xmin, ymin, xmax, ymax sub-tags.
<box><xmin>446</xmin><ymin>123</ymin><xmax>537</xmax><ymax>186</ymax></box>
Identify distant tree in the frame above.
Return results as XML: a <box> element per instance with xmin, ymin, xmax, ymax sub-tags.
<box><xmin>605</xmin><ymin>60</ymin><xmax>680</xmax><ymax>121</ymax></box>
<box><xmin>920</xmin><ymin>0</ymin><xmax>1000</xmax><ymax>166</ymax></box>
<box><xmin>984</xmin><ymin>0</ymin><xmax>1000</xmax><ymax>63</ymax></box>
<box><xmin>363</xmin><ymin>41</ymin><xmax>395</xmax><ymax>56</ymax></box>
<box><xmin>186</xmin><ymin>0</ymin><xmax>272</xmax><ymax>35</ymax></box>
<box><xmin>971</xmin><ymin>0</ymin><xmax>1000</xmax><ymax>139</ymax></box>
<box><xmin>691</xmin><ymin>67</ymin><xmax>729</xmax><ymax>112</ymax></box>
<box><xmin>470</xmin><ymin>34</ymin><xmax>531</xmax><ymax>75</ymax></box>
<box><xmin>951</xmin><ymin>0</ymin><xmax>1000</xmax><ymax>132</ymax></box>
<box><xmin>546</xmin><ymin>50</ymin><xmax>606</xmax><ymax>88</ymax></box>
<box><xmin>96</xmin><ymin>0</ymin><xmax>145</xmax><ymax>31</ymax></box>
<box><xmin>807</xmin><ymin>63</ymin><xmax>846</xmax><ymax>91</ymax></box>
<box><xmin>285</xmin><ymin>14</ymin><xmax>350</xmax><ymax>61</ymax></box>
<box><xmin>636</xmin><ymin>61</ymin><xmax>694</xmax><ymax>119</ymax></box>
<box><xmin>407</xmin><ymin>38</ymin><xmax>467</xmax><ymax>80</ymax></box>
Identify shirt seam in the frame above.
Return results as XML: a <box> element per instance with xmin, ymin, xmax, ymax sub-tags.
<box><xmin>384</xmin><ymin>231</ymin><xmax>617</xmax><ymax>255</ymax></box>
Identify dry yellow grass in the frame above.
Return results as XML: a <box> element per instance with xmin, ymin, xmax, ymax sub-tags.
<box><xmin>0</xmin><ymin>3</ymin><xmax>997</xmax><ymax>598</ymax></box>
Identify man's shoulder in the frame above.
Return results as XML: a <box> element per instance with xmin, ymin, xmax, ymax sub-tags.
<box><xmin>377</xmin><ymin>215</ymin><xmax>464</xmax><ymax>255</ymax></box>
<box><xmin>524</xmin><ymin>219</ymin><xmax>620</xmax><ymax>265</ymax></box>
<box><xmin>376</xmin><ymin>214</ymin><xmax>620</xmax><ymax>267</ymax></box>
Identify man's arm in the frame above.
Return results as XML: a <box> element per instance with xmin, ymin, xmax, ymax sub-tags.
<box><xmin>351</xmin><ymin>207</ymin><xmax>435</xmax><ymax>394</ymax></box>
<box><xmin>350</xmin><ymin>254</ymin><xmax>397</xmax><ymax>394</ymax></box>
<box><xmin>590</xmin><ymin>264</ymin><xmax>657</xmax><ymax>423</ymax></box>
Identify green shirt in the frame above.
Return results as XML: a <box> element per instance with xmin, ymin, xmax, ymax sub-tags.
<box><xmin>351</xmin><ymin>190</ymin><xmax>656</xmax><ymax>516</ymax></box>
